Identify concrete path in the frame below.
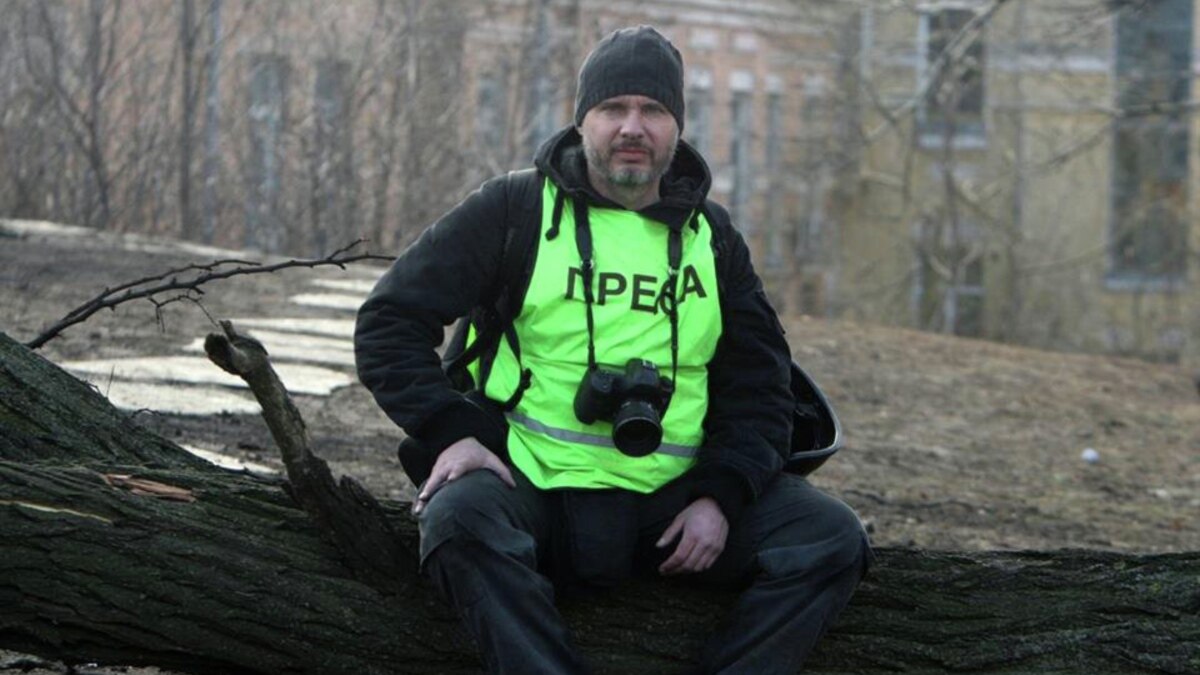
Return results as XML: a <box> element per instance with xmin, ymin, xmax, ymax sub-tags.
<box><xmin>12</xmin><ymin>221</ymin><xmax>388</xmax><ymax>474</ymax></box>
<box><xmin>61</xmin><ymin>276</ymin><xmax>377</xmax><ymax>472</ymax></box>
<box><xmin>63</xmin><ymin>285</ymin><xmax>374</xmax><ymax>418</ymax></box>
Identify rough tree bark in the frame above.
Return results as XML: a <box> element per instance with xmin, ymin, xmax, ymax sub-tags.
<box><xmin>1</xmin><ymin>330</ymin><xmax>1197</xmax><ymax>674</ymax></box>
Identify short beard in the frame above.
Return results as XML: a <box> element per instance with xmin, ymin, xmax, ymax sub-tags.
<box><xmin>608</xmin><ymin>164</ymin><xmax>654</xmax><ymax>187</ymax></box>
<box><xmin>583</xmin><ymin>133</ymin><xmax>678</xmax><ymax>189</ymax></box>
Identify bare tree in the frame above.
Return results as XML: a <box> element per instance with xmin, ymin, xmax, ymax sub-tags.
<box><xmin>200</xmin><ymin>0</ymin><xmax>224</xmax><ymax>244</ymax></box>
<box><xmin>179</xmin><ymin>0</ymin><xmax>199</xmax><ymax>239</ymax></box>
<box><xmin>17</xmin><ymin>1</ymin><xmax>123</xmax><ymax>229</ymax></box>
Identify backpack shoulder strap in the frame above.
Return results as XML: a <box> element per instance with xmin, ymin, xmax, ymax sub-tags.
<box><xmin>443</xmin><ymin>169</ymin><xmax>542</xmax><ymax>392</ymax></box>
<box><xmin>699</xmin><ymin>198</ymin><xmax>733</xmax><ymax>305</ymax></box>
<box><xmin>497</xmin><ymin>168</ymin><xmax>543</xmax><ymax>320</ymax></box>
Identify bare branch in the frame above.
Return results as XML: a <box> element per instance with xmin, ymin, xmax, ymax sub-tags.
<box><xmin>26</xmin><ymin>239</ymin><xmax>393</xmax><ymax>350</ymax></box>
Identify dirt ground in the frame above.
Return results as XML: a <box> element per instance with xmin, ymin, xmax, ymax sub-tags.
<box><xmin>2</xmin><ymin>222</ymin><xmax>1198</xmax><ymax>672</ymax></box>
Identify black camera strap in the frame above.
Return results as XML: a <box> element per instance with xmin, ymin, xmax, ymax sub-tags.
<box><xmin>662</xmin><ymin>221</ymin><xmax>683</xmax><ymax>385</ymax></box>
<box><xmin>572</xmin><ymin>195</ymin><xmax>681</xmax><ymax>384</ymax></box>
<box><xmin>573</xmin><ymin>197</ymin><xmax>600</xmax><ymax>372</ymax></box>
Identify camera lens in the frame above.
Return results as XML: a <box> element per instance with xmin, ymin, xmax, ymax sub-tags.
<box><xmin>611</xmin><ymin>399</ymin><xmax>663</xmax><ymax>457</ymax></box>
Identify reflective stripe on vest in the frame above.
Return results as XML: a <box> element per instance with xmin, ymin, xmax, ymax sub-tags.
<box><xmin>505</xmin><ymin>411</ymin><xmax>700</xmax><ymax>458</ymax></box>
<box><xmin>483</xmin><ymin>179</ymin><xmax>723</xmax><ymax>493</ymax></box>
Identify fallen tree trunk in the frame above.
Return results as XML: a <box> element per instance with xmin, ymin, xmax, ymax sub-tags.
<box><xmin>1</xmin><ymin>331</ymin><xmax>1197</xmax><ymax>674</ymax></box>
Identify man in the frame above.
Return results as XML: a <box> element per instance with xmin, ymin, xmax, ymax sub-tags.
<box><xmin>355</xmin><ymin>25</ymin><xmax>871</xmax><ymax>674</ymax></box>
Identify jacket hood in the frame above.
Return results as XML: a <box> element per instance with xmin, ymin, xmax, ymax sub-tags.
<box><xmin>533</xmin><ymin>125</ymin><xmax>712</xmax><ymax>230</ymax></box>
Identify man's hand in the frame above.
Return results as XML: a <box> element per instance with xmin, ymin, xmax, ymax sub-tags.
<box><xmin>411</xmin><ymin>437</ymin><xmax>515</xmax><ymax>515</ymax></box>
<box><xmin>656</xmin><ymin>497</ymin><xmax>728</xmax><ymax>575</ymax></box>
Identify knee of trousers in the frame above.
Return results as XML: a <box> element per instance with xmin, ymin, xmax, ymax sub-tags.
<box><xmin>756</xmin><ymin>496</ymin><xmax>873</xmax><ymax>581</ymax></box>
<box><xmin>417</xmin><ymin>474</ymin><xmax>539</xmax><ymax>572</ymax></box>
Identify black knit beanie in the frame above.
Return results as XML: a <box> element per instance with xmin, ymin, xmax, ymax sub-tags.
<box><xmin>573</xmin><ymin>25</ymin><xmax>685</xmax><ymax>130</ymax></box>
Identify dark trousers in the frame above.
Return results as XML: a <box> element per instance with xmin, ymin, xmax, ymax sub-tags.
<box><xmin>417</xmin><ymin>469</ymin><xmax>871</xmax><ymax>674</ymax></box>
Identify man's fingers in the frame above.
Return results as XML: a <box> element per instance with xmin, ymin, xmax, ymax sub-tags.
<box><xmin>412</xmin><ymin>465</ymin><xmax>452</xmax><ymax>515</ymax></box>
<box><xmin>412</xmin><ymin>438</ymin><xmax>520</xmax><ymax>516</ymax></box>
<box><xmin>488</xmin><ymin>458</ymin><xmax>517</xmax><ymax>488</ymax></box>
<box><xmin>660</xmin><ymin>532</ymin><xmax>726</xmax><ymax>574</ymax></box>
<box><xmin>689</xmin><ymin>543</ymin><xmax>718</xmax><ymax>572</ymax></box>
<box><xmin>656</xmin><ymin>515</ymin><xmax>684</xmax><ymax>548</ymax></box>
<box><xmin>418</xmin><ymin>472</ymin><xmax>446</xmax><ymax>502</ymax></box>
<box><xmin>679</xmin><ymin>538</ymin><xmax>711</xmax><ymax>574</ymax></box>
<box><xmin>681</xmin><ymin>544</ymin><xmax>721</xmax><ymax>574</ymax></box>
<box><xmin>658</xmin><ymin>536</ymin><xmax>696</xmax><ymax>575</ymax></box>
<box><xmin>658</xmin><ymin>538</ymin><xmax>683</xmax><ymax>571</ymax></box>
<box><xmin>417</xmin><ymin>475</ymin><xmax>446</xmax><ymax>511</ymax></box>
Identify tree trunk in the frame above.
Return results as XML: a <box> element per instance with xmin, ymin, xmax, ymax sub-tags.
<box><xmin>179</xmin><ymin>0</ymin><xmax>197</xmax><ymax>241</ymax></box>
<box><xmin>1</xmin><ymin>331</ymin><xmax>1197</xmax><ymax>674</ymax></box>
<box><xmin>199</xmin><ymin>0</ymin><xmax>223</xmax><ymax>246</ymax></box>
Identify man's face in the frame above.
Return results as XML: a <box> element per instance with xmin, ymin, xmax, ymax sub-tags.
<box><xmin>579</xmin><ymin>94</ymin><xmax>679</xmax><ymax>189</ymax></box>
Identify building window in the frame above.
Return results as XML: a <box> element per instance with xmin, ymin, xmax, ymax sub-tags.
<box><xmin>524</xmin><ymin>4</ymin><xmax>559</xmax><ymax>158</ymax></box>
<box><xmin>730</xmin><ymin>89</ymin><xmax>753</xmax><ymax>225</ymax></box>
<box><xmin>312</xmin><ymin>59</ymin><xmax>353</xmax><ymax>256</ymax></box>
<box><xmin>686</xmin><ymin>68</ymin><xmax>713</xmax><ymax>157</ymax></box>
<box><xmin>476</xmin><ymin>69</ymin><xmax>508</xmax><ymax>154</ymax></box>
<box><xmin>526</xmin><ymin>71</ymin><xmax>557</xmax><ymax>158</ymax></box>
<box><xmin>314</xmin><ymin>60</ymin><xmax>348</xmax><ymax>129</ymax></box>
<box><xmin>1110</xmin><ymin>0</ymin><xmax>1191</xmax><ymax>286</ymax></box>
<box><xmin>764</xmin><ymin>91</ymin><xmax>785</xmax><ymax>268</ymax></box>
<box><xmin>916</xmin><ymin>219</ymin><xmax>984</xmax><ymax>337</ymax></box>
<box><xmin>795</xmin><ymin>77</ymin><xmax>828</xmax><ymax>262</ymax></box>
<box><xmin>918</xmin><ymin>6</ymin><xmax>985</xmax><ymax>144</ymax></box>
<box><xmin>246</xmin><ymin>53</ymin><xmax>289</xmax><ymax>253</ymax></box>
<box><xmin>685</xmin><ymin>85</ymin><xmax>712</xmax><ymax>158</ymax></box>
<box><xmin>733</xmin><ymin>32</ymin><xmax>759</xmax><ymax>53</ymax></box>
<box><xmin>765</xmin><ymin>92</ymin><xmax>783</xmax><ymax>177</ymax></box>
<box><xmin>690</xmin><ymin>28</ymin><xmax>719</xmax><ymax>51</ymax></box>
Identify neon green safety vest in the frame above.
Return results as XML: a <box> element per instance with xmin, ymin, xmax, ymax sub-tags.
<box><xmin>477</xmin><ymin>179</ymin><xmax>723</xmax><ymax>492</ymax></box>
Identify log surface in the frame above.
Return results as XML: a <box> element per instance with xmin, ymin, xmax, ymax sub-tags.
<box><xmin>2</xmin><ymin>333</ymin><xmax>1197</xmax><ymax>674</ymax></box>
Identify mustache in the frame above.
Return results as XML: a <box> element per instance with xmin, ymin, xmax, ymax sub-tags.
<box><xmin>612</xmin><ymin>141</ymin><xmax>651</xmax><ymax>153</ymax></box>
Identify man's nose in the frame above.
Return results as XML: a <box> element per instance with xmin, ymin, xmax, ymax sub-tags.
<box><xmin>618</xmin><ymin>111</ymin><xmax>646</xmax><ymax>137</ymax></box>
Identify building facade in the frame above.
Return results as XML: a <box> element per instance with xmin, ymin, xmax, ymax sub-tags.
<box><xmin>3</xmin><ymin>0</ymin><xmax>1194</xmax><ymax>363</ymax></box>
<box><xmin>838</xmin><ymin>0</ymin><xmax>1198</xmax><ymax>364</ymax></box>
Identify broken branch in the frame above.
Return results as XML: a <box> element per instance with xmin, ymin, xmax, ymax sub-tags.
<box><xmin>203</xmin><ymin>320</ymin><xmax>419</xmax><ymax>593</ymax></box>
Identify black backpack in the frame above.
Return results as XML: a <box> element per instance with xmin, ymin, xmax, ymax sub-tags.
<box><xmin>438</xmin><ymin>169</ymin><xmax>841</xmax><ymax>477</ymax></box>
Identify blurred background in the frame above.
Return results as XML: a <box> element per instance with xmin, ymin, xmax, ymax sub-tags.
<box><xmin>0</xmin><ymin>0</ymin><xmax>1195</xmax><ymax>365</ymax></box>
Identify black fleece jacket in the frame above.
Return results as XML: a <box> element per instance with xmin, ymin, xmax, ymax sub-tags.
<box><xmin>354</xmin><ymin>126</ymin><xmax>793</xmax><ymax>524</ymax></box>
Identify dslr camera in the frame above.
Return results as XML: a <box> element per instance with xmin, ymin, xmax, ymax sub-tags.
<box><xmin>574</xmin><ymin>358</ymin><xmax>674</xmax><ymax>457</ymax></box>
